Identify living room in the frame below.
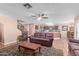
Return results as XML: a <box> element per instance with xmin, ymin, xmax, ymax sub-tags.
<box><xmin>0</xmin><ymin>3</ymin><xmax>79</xmax><ymax>56</ymax></box>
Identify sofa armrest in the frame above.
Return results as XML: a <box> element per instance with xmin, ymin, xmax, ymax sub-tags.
<box><xmin>74</xmin><ymin>49</ymin><xmax>79</xmax><ymax>50</ymax></box>
<box><xmin>69</xmin><ymin>39</ymin><xmax>79</xmax><ymax>43</ymax></box>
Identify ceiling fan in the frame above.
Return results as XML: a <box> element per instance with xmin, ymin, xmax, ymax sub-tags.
<box><xmin>23</xmin><ymin>3</ymin><xmax>32</xmax><ymax>9</ymax></box>
<box><xmin>23</xmin><ymin>3</ymin><xmax>48</xmax><ymax>20</ymax></box>
<box><xmin>31</xmin><ymin>13</ymin><xmax>48</xmax><ymax>20</ymax></box>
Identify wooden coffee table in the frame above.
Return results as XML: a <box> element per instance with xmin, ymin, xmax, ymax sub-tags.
<box><xmin>18</xmin><ymin>41</ymin><xmax>41</xmax><ymax>55</ymax></box>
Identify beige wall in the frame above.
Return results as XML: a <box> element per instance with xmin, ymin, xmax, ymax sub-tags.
<box><xmin>0</xmin><ymin>16</ymin><xmax>21</xmax><ymax>45</ymax></box>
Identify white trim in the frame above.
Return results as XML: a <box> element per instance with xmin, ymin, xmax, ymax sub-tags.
<box><xmin>4</xmin><ymin>41</ymin><xmax>17</xmax><ymax>45</ymax></box>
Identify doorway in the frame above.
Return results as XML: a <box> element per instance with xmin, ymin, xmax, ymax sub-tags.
<box><xmin>0</xmin><ymin>23</ymin><xmax>4</xmax><ymax>44</ymax></box>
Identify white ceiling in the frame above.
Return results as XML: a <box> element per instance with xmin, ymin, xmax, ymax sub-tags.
<box><xmin>0</xmin><ymin>3</ymin><xmax>79</xmax><ymax>24</ymax></box>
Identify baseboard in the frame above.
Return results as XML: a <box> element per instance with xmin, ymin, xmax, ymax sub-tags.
<box><xmin>4</xmin><ymin>41</ymin><xmax>17</xmax><ymax>46</ymax></box>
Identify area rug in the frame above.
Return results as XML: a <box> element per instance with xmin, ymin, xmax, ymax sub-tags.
<box><xmin>0</xmin><ymin>44</ymin><xmax>63</xmax><ymax>56</ymax></box>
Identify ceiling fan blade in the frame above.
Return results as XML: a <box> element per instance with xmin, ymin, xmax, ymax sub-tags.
<box><xmin>42</xmin><ymin>16</ymin><xmax>48</xmax><ymax>19</ymax></box>
<box><xmin>23</xmin><ymin>3</ymin><xmax>32</xmax><ymax>9</ymax></box>
<box><xmin>31</xmin><ymin>15</ymin><xmax>36</xmax><ymax>17</ymax></box>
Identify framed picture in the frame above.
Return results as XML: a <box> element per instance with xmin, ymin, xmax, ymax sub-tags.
<box><xmin>62</xmin><ymin>26</ymin><xmax>68</xmax><ymax>31</ymax></box>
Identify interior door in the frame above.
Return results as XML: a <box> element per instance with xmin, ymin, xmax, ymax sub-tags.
<box><xmin>0</xmin><ymin>24</ymin><xmax>2</xmax><ymax>42</ymax></box>
<box><xmin>0</xmin><ymin>23</ymin><xmax>3</xmax><ymax>43</ymax></box>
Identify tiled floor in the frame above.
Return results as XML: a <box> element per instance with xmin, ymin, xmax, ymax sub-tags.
<box><xmin>53</xmin><ymin>39</ymin><xmax>63</xmax><ymax>50</ymax></box>
<box><xmin>53</xmin><ymin>39</ymin><xmax>69</xmax><ymax>56</ymax></box>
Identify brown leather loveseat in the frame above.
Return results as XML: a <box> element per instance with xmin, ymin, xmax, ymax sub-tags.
<box><xmin>30</xmin><ymin>32</ymin><xmax>54</xmax><ymax>47</ymax></box>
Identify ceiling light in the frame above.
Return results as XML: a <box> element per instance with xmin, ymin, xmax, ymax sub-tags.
<box><xmin>37</xmin><ymin>17</ymin><xmax>42</xmax><ymax>20</ymax></box>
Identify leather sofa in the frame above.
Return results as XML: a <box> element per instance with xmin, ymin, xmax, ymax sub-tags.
<box><xmin>30</xmin><ymin>32</ymin><xmax>54</xmax><ymax>47</ymax></box>
<box><xmin>69</xmin><ymin>39</ymin><xmax>79</xmax><ymax>56</ymax></box>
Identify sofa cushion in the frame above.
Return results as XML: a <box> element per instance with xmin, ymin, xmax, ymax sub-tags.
<box><xmin>41</xmin><ymin>38</ymin><xmax>50</xmax><ymax>41</ymax></box>
<box><xmin>34</xmin><ymin>33</ymin><xmax>40</xmax><ymax>37</ymax></box>
<box><xmin>40</xmin><ymin>33</ymin><xmax>45</xmax><ymax>38</ymax></box>
<box><xmin>31</xmin><ymin>37</ymin><xmax>49</xmax><ymax>41</ymax></box>
<box><xmin>45</xmin><ymin>33</ymin><xmax>53</xmax><ymax>37</ymax></box>
<box><xmin>45</xmin><ymin>33</ymin><xmax>53</xmax><ymax>38</ymax></box>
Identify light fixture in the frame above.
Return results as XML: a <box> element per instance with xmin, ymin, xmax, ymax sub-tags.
<box><xmin>37</xmin><ymin>17</ymin><xmax>42</xmax><ymax>21</ymax></box>
<box><xmin>23</xmin><ymin>3</ymin><xmax>32</xmax><ymax>9</ymax></box>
